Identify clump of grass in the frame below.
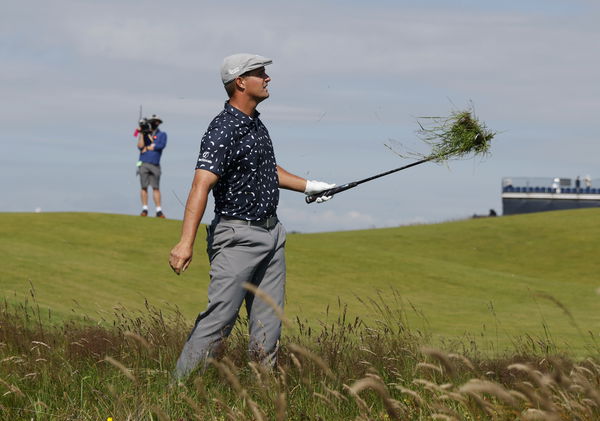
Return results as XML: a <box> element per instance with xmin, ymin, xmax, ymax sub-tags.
<box><xmin>417</xmin><ymin>106</ymin><xmax>495</xmax><ymax>162</ymax></box>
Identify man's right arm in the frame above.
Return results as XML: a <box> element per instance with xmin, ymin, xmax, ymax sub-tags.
<box><xmin>137</xmin><ymin>133</ymin><xmax>149</xmax><ymax>152</ymax></box>
<box><xmin>169</xmin><ymin>169</ymin><xmax>219</xmax><ymax>275</ymax></box>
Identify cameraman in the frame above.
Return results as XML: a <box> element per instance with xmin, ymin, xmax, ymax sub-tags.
<box><xmin>137</xmin><ymin>114</ymin><xmax>167</xmax><ymax>218</ymax></box>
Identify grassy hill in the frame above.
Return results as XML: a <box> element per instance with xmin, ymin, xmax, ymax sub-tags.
<box><xmin>1</xmin><ymin>210</ymin><xmax>599</xmax><ymax>356</ymax></box>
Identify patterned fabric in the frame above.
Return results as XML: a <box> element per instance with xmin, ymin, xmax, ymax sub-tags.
<box><xmin>196</xmin><ymin>102</ymin><xmax>279</xmax><ymax>220</ymax></box>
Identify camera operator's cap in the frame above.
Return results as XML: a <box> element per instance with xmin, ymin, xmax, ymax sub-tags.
<box><xmin>149</xmin><ymin>114</ymin><xmax>162</xmax><ymax>123</ymax></box>
<box><xmin>220</xmin><ymin>53</ymin><xmax>272</xmax><ymax>85</ymax></box>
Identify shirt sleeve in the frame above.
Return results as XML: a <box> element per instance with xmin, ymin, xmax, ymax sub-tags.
<box><xmin>153</xmin><ymin>132</ymin><xmax>167</xmax><ymax>151</ymax></box>
<box><xmin>196</xmin><ymin>122</ymin><xmax>234</xmax><ymax>175</ymax></box>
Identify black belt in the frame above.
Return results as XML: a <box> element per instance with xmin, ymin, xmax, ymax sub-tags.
<box><xmin>218</xmin><ymin>215</ymin><xmax>279</xmax><ymax>230</ymax></box>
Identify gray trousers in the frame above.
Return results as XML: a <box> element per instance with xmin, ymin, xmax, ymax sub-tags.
<box><xmin>175</xmin><ymin>218</ymin><xmax>286</xmax><ymax>379</ymax></box>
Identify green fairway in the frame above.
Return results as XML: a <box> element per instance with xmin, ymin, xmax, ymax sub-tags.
<box><xmin>1</xmin><ymin>210</ymin><xmax>599</xmax><ymax>355</ymax></box>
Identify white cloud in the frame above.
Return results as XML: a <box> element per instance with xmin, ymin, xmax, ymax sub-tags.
<box><xmin>278</xmin><ymin>206</ymin><xmax>377</xmax><ymax>232</ymax></box>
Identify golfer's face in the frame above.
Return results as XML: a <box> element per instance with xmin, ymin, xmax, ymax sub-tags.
<box><xmin>242</xmin><ymin>67</ymin><xmax>270</xmax><ymax>101</ymax></box>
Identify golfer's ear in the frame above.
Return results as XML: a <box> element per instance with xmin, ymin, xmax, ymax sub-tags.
<box><xmin>235</xmin><ymin>76</ymin><xmax>245</xmax><ymax>91</ymax></box>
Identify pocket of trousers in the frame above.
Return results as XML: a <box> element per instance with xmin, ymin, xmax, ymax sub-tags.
<box><xmin>207</xmin><ymin>224</ymin><xmax>237</xmax><ymax>262</ymax></box>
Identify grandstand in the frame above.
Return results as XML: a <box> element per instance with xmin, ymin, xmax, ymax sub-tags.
<box><xmin>502</xmin><ymin>176</ymin><xmax>600</xmax><ymax>215</ymax></box>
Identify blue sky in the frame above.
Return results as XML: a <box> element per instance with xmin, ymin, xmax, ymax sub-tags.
<box><xmin>2</xmin><ymin>0</ymin><xmax>599</xmax><ymax>232</ymax></box>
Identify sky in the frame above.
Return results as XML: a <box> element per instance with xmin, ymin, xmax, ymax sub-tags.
<box><xmin>2</xmin><ymin>0</ymin><xmax>599</xmax><ymax>233</ymax></box>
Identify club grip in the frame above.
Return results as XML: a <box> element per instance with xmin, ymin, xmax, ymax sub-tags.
<box><xmin>305</xmin><ymin>188</ymin><xmax>335</xmax><ymax>204</ymax></box>
<box><xmin>305</xmin><ymin>183</ymin><xmax>357</xmax><ymax>204</ymax></box>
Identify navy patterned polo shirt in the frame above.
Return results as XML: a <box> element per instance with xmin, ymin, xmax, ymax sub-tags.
<box><xmin>196</xmin><ymin>102</ymin><xmax>279</xmax><ymax>220</ymax></box>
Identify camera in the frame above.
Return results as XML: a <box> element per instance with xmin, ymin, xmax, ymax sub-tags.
<box><xmin>138</xmin><ymin>118</ymin><xmax>153</xmax><ymax>134</ymax></box>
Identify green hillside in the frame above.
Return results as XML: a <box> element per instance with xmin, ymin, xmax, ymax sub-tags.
<box><xmin>1</xmin><ymin>210</ymin><xmax>599</xmax><ymax>355</ymax></box>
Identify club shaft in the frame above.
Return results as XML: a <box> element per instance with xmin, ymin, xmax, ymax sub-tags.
<box><xmin>351</xmin><ymin>156</ymin><xmax>434</xmax><ymax>186</ymax></box>
<box><xmin>305</xmin><ymin>156</ymin><xmax>434</xmax><ymax>204</ymax></box>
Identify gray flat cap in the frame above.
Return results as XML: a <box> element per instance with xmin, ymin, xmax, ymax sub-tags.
<box><xmin>220</xmin><ymin>53</ymin><xmax>272</xmax><ymax>85</ymax></box>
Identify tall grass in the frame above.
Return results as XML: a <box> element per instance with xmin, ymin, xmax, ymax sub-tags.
<box><xmin>1</xmin><ymin>291</ymin><xmax>599</xmax><ymax>420</ymax></box>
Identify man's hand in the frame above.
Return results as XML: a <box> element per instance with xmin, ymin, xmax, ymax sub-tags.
<box><xmin>305</xmin><ymin>180</ymin><xmax>336</xmax><ymax>203</ymax></box>
<box><xmin>168</xmin><ymin>170</ymin><xmax>217</xmax><ymax>276</ymax></box>
<box><xmin>169</xmin><ymin>243</ymin><xmax>194</xmax><ymax>275</ymax></box>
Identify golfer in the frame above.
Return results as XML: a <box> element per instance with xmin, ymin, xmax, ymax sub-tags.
<box><xmin>169</xmin><ymin>53</ymin><xmax>334</xmax><ymax>379</ymax></box>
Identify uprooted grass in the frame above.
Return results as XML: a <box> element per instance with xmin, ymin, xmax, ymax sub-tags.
<box><xmin>1</xmin><ymin>294</ymin><xmax>600</xmax><ymax>420</ymax></box>
<box><xmin>417</xmin><ymin>108</ymin><xmax>495</xmax><ymax>162</ymax></box>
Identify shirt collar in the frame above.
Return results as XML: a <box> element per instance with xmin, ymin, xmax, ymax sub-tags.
<box><xmin>224</xmin><ymin>101</ymin><xmax>260</xmax><ymax>124</ymax></box>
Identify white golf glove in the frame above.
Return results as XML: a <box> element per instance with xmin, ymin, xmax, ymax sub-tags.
<box><xmin>305</xmin><ymin>180</ymin><xmax>336</xmax><ymax>203</ymax></box>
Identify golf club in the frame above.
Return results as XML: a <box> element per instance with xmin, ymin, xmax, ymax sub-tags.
<box><xmin>305</xmin><ymin>155</ymin><xmax>433</xmax><ymax>204</ymax></box>
<box><xmin>305</xmin><ymin>109</ymin><xmax>495</xmax><ymax>204</ymax></box>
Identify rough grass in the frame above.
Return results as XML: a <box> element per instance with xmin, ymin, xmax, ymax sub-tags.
<box><xmin>1</xmin><ymin>294</ymin><xmax>599</xmax><ymax>420</ymax></box>
<box><xmin>2</xmin><ymin>210</ymin><xmax>600</xmax><ymax>355</ymax></box>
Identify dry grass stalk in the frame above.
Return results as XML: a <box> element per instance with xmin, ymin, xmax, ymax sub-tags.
<box><xmin>124</xmin><ymin>331</ymin><xmax>151</xmax><ymax>351</ymax></box>
<box><xmin>508</xmin><ymin>389</ymin><xmax>529</xmax><ymax>404</ymax></box>
<box><xmin>209</xmin><ymin>358</ymin><xmax>243</xmax><ymax>394</ymax></box>
<box><xmin>248</xmin><ymin>361</ymin><xmax>266</xmax><ymax>388</ymax></box>
<box><xmin>289</xmin><ymin>352</ymin><xmax>302</xmax><ymax>372</ymax></box>
<box><xmin>0</xmin><ymin>377</ymin><xmax>25</xmax><ymax>398</ymax></box>
<box><xmin>462</xmin><ymin>390</ymin><xmax>495</xmax><ymax>417</ymax></box>
<box><xmin>151</xmin><ymin>405</ymin><xmax>171</xmax><ymax>421</ymax></box>
<box><xmin>458</xmin><ymin>379</ymin><xmax>519</xmax><ymax>409</ymax></box>
<box><xmin>180</xmin><ymin>393</ymin><xmax>204</xmax><ymax>420</ymax></box>
<box><xmin>242</xmin><ymin>282</ymin><xmax>291</xmax><ymax>328</ymax></box>
<box><xmin>584</xmin><ymin>358</ymin><xmax>600</xmax><ymax>374</ymax></box>
<box><xmin>394</xmin><ymin>385</ymin><xmax>425</xmax><ymax>407</ymax></box>
<box><xmin>448</xmin><ymin>353</ymin><xmax>476</xmax><ymax>372</ymax></box>
<box><xmin>342</xmin><ymin>383</ymin><xmax>370</xmax><ymax>414</ymax></box>
<box><xmin>287</xmin><ymin>343</ymin><xmax>335</xmax><ymax>380</ymax></box>
<box><xmin>566</xmin><ymin>396</ymin><xmax>590</xmax><ymax>416</ymax></box>
<box><xmin>509</xmin><ymin>364</ymin><xmax>557</xmax><ymax>412</ymax></box>
<box><xmin>571</xmin><ymin>370</ymin><xmax>600</xmax><ymax>407</ymax></box>
<box><xmin>580</xmin><ymin>397</ymin><xmax>597</xmax><ymax>408</ymax></box>
<box><xmin>431</xmin><ymin>414</ymin><xmax>459</xmax><ymax>421</ymax></box>
<box><xmin>429</xmin><ymin>400</ymin><xmax>464</xmax><ymax>420</ymax></box>
<box><xmin>348</xmin><ymin>375</ymin><xmax>403</xmax><ymax>420</ymax></box>
<box><xmin>521</xmin><ymin>408</ymin><xmax>559</xmax><ymax>421</ymax></box>
<box><xmin>422</xmin><ymin>347</ymin><xmax>456</xmax><ymax>377</ymax></box>
<box><xmin>104</xmin><ymin>356</ymin><xmax>137</xmax><ymax>382</ymax></box>
<box><xmin>275</xmin><ymin>391</ymin><xmax>287</xmax><ymax>421</ymax></box>
<box><xmin>412</xmin><ymin>378</ymin><xmax>449</xmax><ymax>395</ymax></box>
<box><xmin>32</xmin><ymin>400</ymin><xmax>48</xmax><ymax>410</ymax></box>
<box><xmin>30</xmin><ymin>340</ymin><xmax>50</xmax><ymax>349</ymax></box>
<box><xmin>573</xmin><ymin>365</ymin><xmax>595</xmax><ymax>377</ymax></box>
<box><xmin>209</xmin><ymin>358</ymin><xmax>266</xmax><ymax>421</ymax></box>
<box><xmin>277</xmin><ymin>365</ymin><xmax>287</xmax><ymax>390</ymax></box>
<box><xmin>415</xmin><ymin>362</ymin><xmax>444</xmax><ymax>376</ymax></box>
<box><xmin>436</xmin><ymin>391</ymin><xmax>467</xmax><ymax>406</ymax></box>
<box><xmin>324</xmin><ymin>383</ymin><xmax>348</xmax><ymax>403</ymax></box>
<box><xmin>220</xmin><ymin>356</ymin><xmax>240</xmax><ymax>378</ymax></box>
<box><xmin>193</xmin><ymin>376</ymin><xmax>210</xmax><ymax>404</ymax></box>
<box><xmin>514</xmin><ymin>382</ymin><xmax>550</xmax><ymax>413</ymax></box>
<box><xmin>314</xmin><ymin>392</ymin><xmax>336</xmax><ymax>410</ymax></box>
<box><xmin>212</xmin><ymin>397</ymin><xmax>239</xmax><ymax>420</ymax></box>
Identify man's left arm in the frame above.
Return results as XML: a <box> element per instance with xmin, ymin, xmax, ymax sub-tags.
<box><xmin>277</xmin><ymin>165</ymin><xmax>335</xmax><ymax>202</ymax></box>
<box><xmin>276</xmin><ymin>165</ymin><xmax>307</xmax><ymax>192</ymax></box>
<box><xmin>148</xmin><ymin>131</ymin><xmax>167</xmax><ymax>151</ymax></box>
